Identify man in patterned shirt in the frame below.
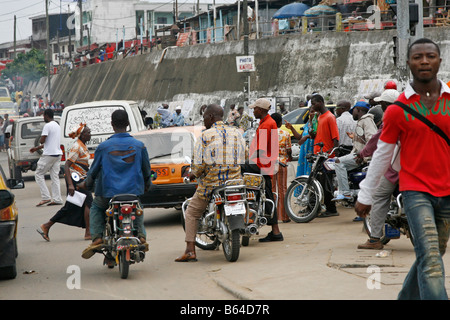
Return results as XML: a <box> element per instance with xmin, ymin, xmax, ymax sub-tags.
<box><xmin>175</xmin><ymin>104</ymin><xmax>246</xmax><ymax>262</ymax></box>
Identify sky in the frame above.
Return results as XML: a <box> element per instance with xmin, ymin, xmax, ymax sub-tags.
<box><xmin>0</xmin><ymin>0</ymin><xmax>236</xmax><ymax>45</ymax></box>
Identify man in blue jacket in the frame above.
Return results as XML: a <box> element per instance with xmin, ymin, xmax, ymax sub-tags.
<box><xmin>81</xmin><ymin>109</ymin><xmax>151</xmax><ymax>259</ymax></box>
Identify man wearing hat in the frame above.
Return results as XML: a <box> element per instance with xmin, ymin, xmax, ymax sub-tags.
<box><xmin>333</xmin><ymin>101</ymin><xmax>378</xmax><ymax>202</ymax></box>
<box><xmin>243</xmin><ymin>98</ymin><xmax>283</xmax><ymax>242</ymax></box>
<box><xmin>365</xmin><ymin>91</ymin><xmax>384</xmax><ymax>129</ymax></box>
<box><xmin>173</xmin><ymin>106</ymin><xmax>185</xmax><ymax>126</ymax></box>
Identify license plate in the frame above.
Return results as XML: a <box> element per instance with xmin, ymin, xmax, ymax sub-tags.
<box><xmin>224</xmin><ymin>202</ymin><xmax>245</xmax><ymax>216</ymax></box>
<box><xmin>156</xmin><ymin>168</ymin><xmax>169</xmax><ymax>176</ymax></box>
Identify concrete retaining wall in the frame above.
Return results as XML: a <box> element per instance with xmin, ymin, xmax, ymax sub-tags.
<box><xmin>30</xmin><ymin>27</ymin><xmax>450</xmax><ymax>121</ymax></box>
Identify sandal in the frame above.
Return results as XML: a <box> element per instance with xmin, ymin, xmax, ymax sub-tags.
<box><xmin>36</xmin><ymin>227</ymin><xmax>50</xmax><ymax>241</ymax></box>
<box><xmin>175</xmin><ymin>252</ymin><xmax>197</xmax><ymax>262</ymax></box>
<box><xmin>36</xmin><ymin>200</ymin><xmax>51</xmax><ymax>207</ymax></box>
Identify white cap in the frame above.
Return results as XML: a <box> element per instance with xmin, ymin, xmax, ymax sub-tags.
<box><xmin>249</xmin><ymin>98</ymin><xmax>271</xmax><ymax>110</ymax></box>
<box><xmin>374</xmin><ymin>89</ymin><xmax>400</xmax><ymax>103</ymax></box>
<box><xmin>175</xmin><ymin>106</ymin><xmax>182</xmax><ymax>111</ymax></box>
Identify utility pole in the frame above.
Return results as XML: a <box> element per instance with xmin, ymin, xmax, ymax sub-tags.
<box><xmin>68</xmin><ymin>4</ymin><xmax>72</xmax><ymax>60</ymax></box>
<box><xmin>79</xmin><ymin>0</ymin><xmax>83</xmax><ymax>47</ymax></box>
<box><xmin>13</xmin><ymin>15</ymin><xmax>16</xmax><ymax>59</ymax></box>
<box><xmin>396</xmin><ymin>0</ymin><xmax>410</xmax><ymax>80</ymax></box>
<box><xmin>46</xmin><ymin>0</ymin><xmax>51</xmax><ymax>101</ymax></box>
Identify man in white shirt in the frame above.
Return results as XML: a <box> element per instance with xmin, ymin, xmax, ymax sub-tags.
<box><xmin>335</xmin><ymin>100</ymin><xmax>356</xmax><ymax>156</ymax></box>
<box><xmin>30</xmin><ymin>109</ymin><xmax>63</xmax><ymax>206</ymax></box>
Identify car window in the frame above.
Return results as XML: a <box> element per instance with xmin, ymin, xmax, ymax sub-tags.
<box><xmin>135</xmin><ymin>131</ymin><xmax>194</xmax><ymax>163</ymax></box>
<box><xmin>21</xmin><ymin>121</ymin><xmax>46</xmax><ymax>139</ymax></box>
<box><xmin>283</xmin><ymin>108</ymin><xmax>308</xmax><ymax>125</ymax></box>
<box><xmin>0</xmin><ymin>88</ymin><xmax>9</xmax><ymax>98</ymax></box>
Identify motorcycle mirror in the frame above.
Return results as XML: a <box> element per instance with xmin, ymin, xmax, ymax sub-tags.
<box><xmin>71</xmin><ymin>172</ymin><xmax>81</xmax><ymax>182</ymax></box>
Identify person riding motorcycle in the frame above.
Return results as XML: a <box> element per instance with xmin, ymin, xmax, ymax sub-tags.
<box><xmin>175</xmin><ymin>104</ymin><xmax>246</xmax><ymax>262</ymax></box>
<box><xmin>332</xmin><ymin>101</ymin><xmax>378</xmax><ymax>202</ymax></box>
<box><xmin>80</xmin><ymin>110</ymin><xmax>152</xmax><ymax>259</ymax></box>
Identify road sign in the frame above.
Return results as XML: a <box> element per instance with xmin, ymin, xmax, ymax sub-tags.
<box><xmin>236</xmin><ymin>56</ymin><xmax>256</xmax><ymax>72</ymax></box>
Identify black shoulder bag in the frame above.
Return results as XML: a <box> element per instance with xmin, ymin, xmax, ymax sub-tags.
<box><xmin>393</xmin><ymin>101</ymin><xmax>450</xmax><ymax>147</ymax></box>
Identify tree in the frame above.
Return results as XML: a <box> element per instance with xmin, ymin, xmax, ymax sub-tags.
<box><xmin>2</xmin><ymin>48</ymin><xmax>47</xmax><ymax>87</ymax></box>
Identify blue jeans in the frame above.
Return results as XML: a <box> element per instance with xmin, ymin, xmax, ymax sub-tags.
<box><xmin>398</xmin><ymin>191</ymin><xmax>450</xmax><ymax>300</ymax></box>
<box><xmin>90</xmin><ymin>196</ymin><xmax>147</xmax><ymax>241</ymax></box>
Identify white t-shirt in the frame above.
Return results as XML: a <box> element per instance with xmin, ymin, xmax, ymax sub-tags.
<box><xmin>41</xmin><ymin>120</ymin><xmax>62</xmax><ymax>156</ymax></box>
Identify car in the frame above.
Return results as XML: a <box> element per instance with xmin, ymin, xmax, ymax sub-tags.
<box><xmin>281</xmin><ymin>105</ymin><xmax>335</xmax><ymax>160</ymax></box>
<box><xmin>0</xmin><ymin>164</ymin><xmax>24</xmax><ymax>280</ymax></box>
<box><xmin>133</xmin><ymin>126</ymin><xmax>203</xmax><ymax>209</ymax></box>
<box><xmin>0</xmin><ymin>86</ymin><xmax>16</xmax><ymax>117</ymax></box>
<box><xmin>7</xmin><ymin>116</ymin><xmax>61</xmax><ymax>179</ymax></box>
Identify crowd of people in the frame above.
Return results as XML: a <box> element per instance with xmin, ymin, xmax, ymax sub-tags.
<box><xmin>29</xmin><ymin>38</ymin><xmax>449</xmax><ymax>300</ymax></box>
<box><xmin>9</xmin><ymin>90</ymin><xmax>65</xmax><ymax>117</ymax></box>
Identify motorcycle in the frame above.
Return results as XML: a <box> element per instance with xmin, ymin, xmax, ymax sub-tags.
<box><xmin>284</xmin><ymin>142</ymin><xmax>336</xmax><ymax>223</ymax></box>
<box><xmin>182</xmin><ymin>177</ymin><xmax>247</xmax><ymax>262</ymax></box>
<box><xmin>241</xmin><ymin>172</ymin><xmax>275</xmax><ymax>246</ymax></box>
<box><xmin>363</xmin><ymin>190</ymin><xmax>414</xmax><ymax>245</ymax></box>
<box><xmin>101</xmin><ymin>194</ymin><xmax>147</xmax><ymax>279</ymax></box>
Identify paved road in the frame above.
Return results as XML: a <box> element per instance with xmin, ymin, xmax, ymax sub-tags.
<box><xmin>1</xmin><ymin>151</ymin><xmax>450</xmax><ymax>302</ymax></box>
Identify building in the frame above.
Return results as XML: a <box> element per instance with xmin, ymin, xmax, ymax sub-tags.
<box><xmin>77</xmin><ymin>0</ymin><xmax>230</xmax><ymax>46</ymax></box>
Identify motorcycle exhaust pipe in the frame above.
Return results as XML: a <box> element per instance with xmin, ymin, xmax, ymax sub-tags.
<box><xmin>258</xmin><ymin>216</ymin><xmax>268</xmax><ymax>226</ymax></box>
<box><xmin>245</xmin><ymin>224</ymin><xmax>258</xmax><ymax>235</ymax></box>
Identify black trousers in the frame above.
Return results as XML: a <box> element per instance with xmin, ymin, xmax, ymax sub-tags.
<box><xmin>316</xmin><ymin>168</ymin><xmax>337</xmax><ymax>213</ymax></box>
<box><xmin>240</xmin><ymin>163</ymin><xmax>278</xmax><ymax>225</ymax></box>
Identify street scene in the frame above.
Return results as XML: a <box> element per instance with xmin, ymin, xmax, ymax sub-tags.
<box><xmin>0</xmin><ymin>0</ymin><xmax>450</xmax><ymax>306</ymax></box>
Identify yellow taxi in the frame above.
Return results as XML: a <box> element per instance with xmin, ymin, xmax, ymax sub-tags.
<box><xmin>0</xmin><ymin>164</ymin><xmax>24</xmax><ymax>279</ymax></box>
<box><xmin>133</xmin><ymin>126</ymin><xmax>203</xmax><ymax>209</ymax></box>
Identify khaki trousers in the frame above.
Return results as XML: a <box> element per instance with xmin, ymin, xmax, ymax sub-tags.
<box><xmin>184</xmin><ymin>193</ymin><xmax>209</xmax><ymax>242</ymax></box>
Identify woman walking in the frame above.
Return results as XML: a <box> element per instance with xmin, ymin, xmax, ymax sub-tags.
<box><xmin>37</xmin><ymin>124</ymin><xmax>92</xmax><ymax>241</ymax></box>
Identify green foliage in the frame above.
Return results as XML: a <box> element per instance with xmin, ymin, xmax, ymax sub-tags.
<box><xmin>3</xmin><ymin>48</ymin><xmax>47</xmax><ymax>85</ymax></box>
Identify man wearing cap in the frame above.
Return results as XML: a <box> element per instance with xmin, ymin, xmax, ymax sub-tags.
<box><xmin>173</xmin><ymin>106</ymin><xmax>185</xmax><ymax>126</ymax></box>
<box><xmin>332</xmin><ymin>101</ymin><xmax>377</xmax><ymax>202</ymax></box>
<box><xmin>365</xmin><ymin>91</ymin><xmax>384</xmax><ymax>128</ymax></box>
<box><xmin>243</xmin><ymin>98</ymin><xmax>283</xmax><ymax>242</ymax></box>
<box><xmin>356</xmin><ymin>89</ymin><xmax>400</xmax><ymax>249</ymax></box>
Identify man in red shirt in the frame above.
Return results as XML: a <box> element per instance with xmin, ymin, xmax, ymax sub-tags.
<box><xmin>243</xmin><ymin>98</ymin><xmax>282</xmax><ymax>242</ymax></box>
<box><xmin>310</xmin><ymin>94</ymin><xmax>340</xmax><ymax>217</ymax></box>
<box><xmin>356</xmin><ymin>38</ymin><xmax>450</xmax><ymax>300</ymax></box>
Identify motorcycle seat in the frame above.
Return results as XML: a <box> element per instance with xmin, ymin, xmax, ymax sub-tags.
<box><xmin>111</xmin><ymin>194</ymin><xmax>139</xmax><ymax>202</ymax></box>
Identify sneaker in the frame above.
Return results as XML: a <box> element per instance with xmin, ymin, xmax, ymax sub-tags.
<box><xmin>357</xmin><ymin>238</ymin><xmax>384</xmax><ymax>250</ymax></box>
<box><xmin>332</xmin><ymin>194</ymin><xmax>352</xmax><ymax>201</ymax></box>
<box><xmin>259</xmin><ymin>231</ymin><xmax>283</xmax><ymax>242</ymax></box>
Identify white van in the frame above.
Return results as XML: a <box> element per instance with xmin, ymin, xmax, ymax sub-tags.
<box><xmin>59</xmin><ymin>100</ymin><xmax>146</xmax><ymax>166</ymax></box>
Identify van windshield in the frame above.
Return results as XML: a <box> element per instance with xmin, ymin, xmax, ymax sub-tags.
<box><xmin>64</xmin><ymin>105</ymin><xmax>126</xmax><ymax>137</ymax></box>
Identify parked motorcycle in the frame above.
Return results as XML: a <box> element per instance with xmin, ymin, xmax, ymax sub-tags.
<box><xmin>284</xmin><ymin>142</ymin><xmax>336</xmax><ymax>223</ymax></box>
<box><xmin>241</xmin><ymin>172</ymin><xmax>275</xmax><ymax>246</ymax></box>
<box><xmin>101</xmin><ymin>194</ymin><xmax>147</xmax><ymax>279</ymax></box>
<box><xmin>363</xmin><ymin>191</ymin><xmax>414</xmax><ymax>245</ymax></box>
<box><xmin>182</xmin><ymin>178</ymin><xmax>247</xmax><ymax>262</ymax></box>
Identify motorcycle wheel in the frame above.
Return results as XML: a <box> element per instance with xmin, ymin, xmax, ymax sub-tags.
<box><xmin>222</xmin><ymin>229</ymin><xmax>240</xmax><ymax>262</ymax></box>
<box><xmin>284</xmin><ymin>177</ymin><xmax>321</xmax><ymax>223</ymax></box>
<box><xmin>363</xmin><ymin>215</ymin><xmax>390</xmax><ymax>245</ymax></box>
<box><xmin>119</xmin><ymin>251</ymin><xmax>130</xmax><ymax>279</ymax></box>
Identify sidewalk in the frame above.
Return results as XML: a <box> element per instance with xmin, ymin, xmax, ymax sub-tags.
<box><xmin>206</xmin><ymin>206</ymin><xmax>450</xmax><ymax>300</ymax></box>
